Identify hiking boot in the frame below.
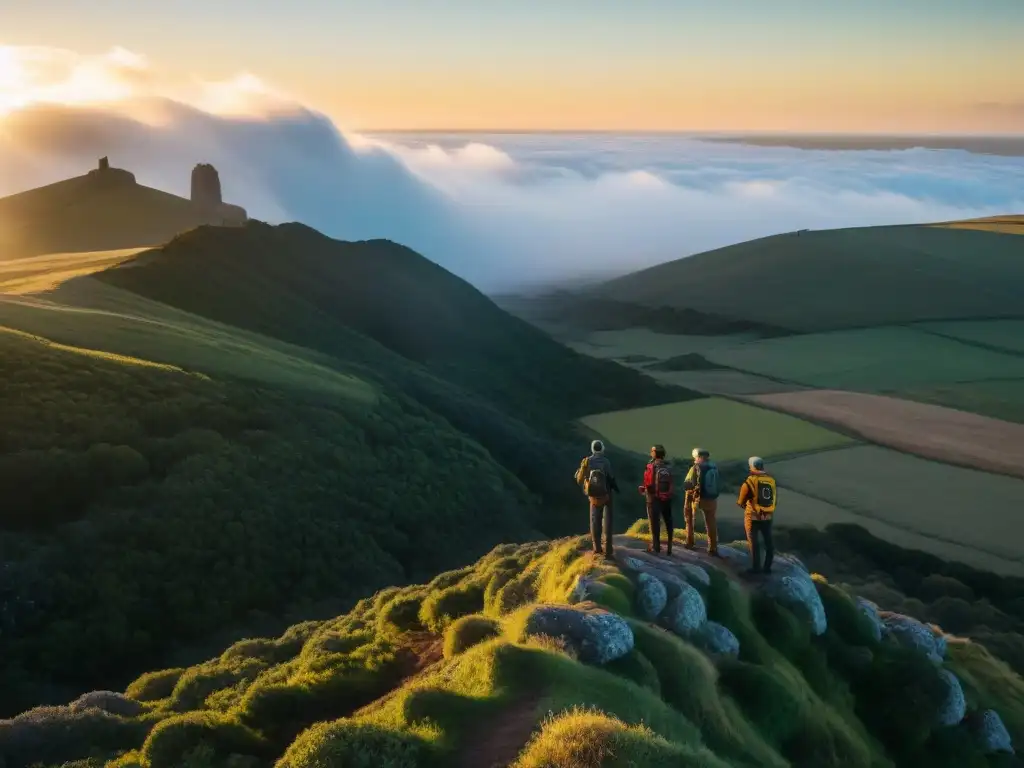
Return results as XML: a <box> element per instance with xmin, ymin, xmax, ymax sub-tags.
<box><xmin>646</xmin><ymin>545</ymin><xmax>661</xmax><ymax>554</ymax></box>
<box><xmin>666</xmin><ymin>544</ymin><xmax>673</xmax><ymax>557</ymax></box>
<box><xmin>593</xmin><ymin>548</ymin><xmax>604</xmax><ymax>556</ymax></box>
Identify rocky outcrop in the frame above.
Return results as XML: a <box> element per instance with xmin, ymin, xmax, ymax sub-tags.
<box><xmin>695</xmin><ymin>621</ymin><xmax>740</xmax><ymax>657</ymax></box>
<box><xmin>86</xmin><ymin>157</ymin><xmax>136</xmax><ymax>187</ymax></box>
<box><xmin>856</xmin><ymin>597</ymin><xmax>883</xmax><ymax>642</ymax></box>
<box><xmin>660</xmin><ymin>583</ymin><xmax>707</xmax><ymax>637</ymax></box>
<box><xmin>762</xmin><ymin>572</ymin><xmax>827</xmax><ymax>636</ymax></box>
<box><xmin>635</xmin><ymin>573</ymin><xmax>668</xmax><ymax>621</ymax></box>
<box><xmin>970</xmin><ymin>709</ymin><xmax>1014</xmax><ymax>754</ymax></box>
<box><xmin>936</xmin><ymin>669</ymin><xmax>966</xmax><ymax>727</ymax></box>
<box><xmin>522</xmin><ymin>602</ymin><xmax>634</xmax><ymax>664</ymax></box>
<box><xmin>881</xmin><ymin>613</ymin><xmax>946</xmax><ymax>662</ymax></box>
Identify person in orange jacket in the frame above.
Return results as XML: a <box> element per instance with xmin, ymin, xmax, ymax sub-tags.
<box><xmin>736</xmin><ymin>456</ymin><xmax>777</xmax><ymax>574</ymax></box>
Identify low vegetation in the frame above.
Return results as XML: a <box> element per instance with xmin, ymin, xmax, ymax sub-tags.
<box><xmin>4</xmin><ymin>532</ymin><xmax>1019</xmax><ymax>768</ymax></box>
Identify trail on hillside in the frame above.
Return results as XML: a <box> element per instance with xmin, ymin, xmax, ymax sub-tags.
<box><xmin>457</xmin><ymin>693</ymin><xmax>543</xmax><ymax>768</ymax></box>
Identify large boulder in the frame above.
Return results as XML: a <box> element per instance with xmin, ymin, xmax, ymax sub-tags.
<box><xmin>522</xmin><ymin>602</ymin><xmax>634</xmax><ymax>664</ymax></box>
<box><xmin>676</xmin><ymin>562</ymin><xmax>711</xmax><ymax>588</ymax></box>
<box><xmin>881</xmin><ymin>614</ymin><xmax>946</xmax><ymax>662</ymax></box>
<box><xmin>622</xmin><ymin>557</ymin><xmax>689</xmax><ymax>600</ymax></box>
<box><xmin>856</xmin><ymin>598</ymin><xmax>883</xmax><ymax>642</ymax></box>
<box><xmin>694</xmin><ymin>621</ymin><xmax>740</xmax><ymax>658</ymax></box>
<box><xmin>762</xmin><ymin>572</ymin><xmax>827</xmax><ymax>636</ymax></box>
<box><xmin>970</xmin><ymin>710</ymin><xmax>1014</xmax><ymax>754</ymax></box>
<box><xmin>936</xmin><ymin>669</ymin><xmax>966</xmax><ymax>727</ymax></box>
<box><xmin>635</xmin><ymin>573</ymin><xmax>668</xmax><ymax>621</ymax></box>
<box><xmin>660</xmin><ymin>583</ymin><xmax>707</xmax><ymax>637</ymax></box>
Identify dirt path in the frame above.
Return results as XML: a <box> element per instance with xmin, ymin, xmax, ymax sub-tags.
<box><xmin>457</xmin><ymin>693</ymin><xmax>543</xmax><ymax>768</ymax></box>
<box><xmin>744</xmin><ymin>389</ymin><xmax>1024</xmax><ymax>479</ymax></box>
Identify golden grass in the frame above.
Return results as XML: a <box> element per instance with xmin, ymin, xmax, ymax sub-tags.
<box><xmin>0</xmin><ymin>248</ymin><xmax>148</xmax><ymax>294</ymax></box>
<box><xmin>932</xmin><ymin>215</ymin><xmax>1024</xmax><ymax>236</ymax></box>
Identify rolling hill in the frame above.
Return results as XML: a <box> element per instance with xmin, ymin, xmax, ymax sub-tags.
<box><xmin>0</xmin><ymin>158</ymin><xmax>247</xmax><ymax>260</ymax></box>
<box><xmin>580</xmin><ymin>223</ymin><xmax>1024</xmax><ymax>333</ymax></box>
<box><xmin>0</xmin><ymin>220</ymin><xmax>693</xmax><ymax>719</ymax></box>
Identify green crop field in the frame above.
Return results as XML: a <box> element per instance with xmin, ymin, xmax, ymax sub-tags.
<box><xmin>894</xmin><ymin>379</ymin><xmax>1024</xmax><ymax>425</ymax></box>
<box><xmin>915</xmin><ymin>319</ymin><xmax>1024</xmax><ymax>354</ymax></box>
<box><xmin>769</xmin><ymin>445</ymin><xmax>1024</xmax><ymax>575</ymax></box>
<box><xmin>715</xmin><ymin>485</ymin><xmax>1023</xmax><ymax>577</ymax></box>
<box><xmin>706</xmin><ymin>326</ymin><xmax>1024</xmax><ymax>390</ymax></box>
<box><xmin>567</xmin><ymin>328</ymin><xmax>755</xmax><ymax>361</ymax></box>
<box><xmin>641</xmin><ymin>368</ymin><xmax>807</xmax><ymax>396</ymax></box>
<box><xmin>580</xmin><ymin>396</ymin><xmax>856</xmax><ymax>463</ymax></box>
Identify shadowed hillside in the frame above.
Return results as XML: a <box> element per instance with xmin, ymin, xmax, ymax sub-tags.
<box><xmin>0</xmin><ymin>222</ymin><xmax>695</xmax><ymax>718</ymax></box>
<box><xmin>2</xmin><ymin>529</ymin><xmax>1019</xmax><ymax>768</ymax></box>
<box><xmin>0</xmin><ymin>159</ymin><xmax>247</xmax><ymax>260</ymax></box>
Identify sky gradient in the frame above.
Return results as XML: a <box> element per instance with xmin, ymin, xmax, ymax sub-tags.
<box><xmin>3</xmin><ymin>0</ymin><xmax>1024</xmax><ymax>132</ymax></box>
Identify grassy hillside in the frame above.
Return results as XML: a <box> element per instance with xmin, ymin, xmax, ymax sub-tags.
<box><xmin>3</xmin><ymin>529</ymin><xmax>1020</xmax><ymax>768</ymax></box>
<box><xmin>591</xmin><ymin>224</ymin><xmax>1024</xmax><ymax>332</ymax></box>
<box><xmin>0</xmin><ymin>170</ymin><xmax>240</xmax><ymax>260</ymax></box>
<box><xmin>0</xmin><ymin>223</ymin><xmax>695</xmax><ymax>718</ymax></box>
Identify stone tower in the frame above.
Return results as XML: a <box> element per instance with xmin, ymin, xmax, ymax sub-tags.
<box><xmin>190</xmin><ymin>163</ymin><xmax>223</xmax><ymax>209</ymax></box>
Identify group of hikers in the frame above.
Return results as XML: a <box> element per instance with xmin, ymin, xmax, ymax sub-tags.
<box><xmin>574</xmin><ymin>440</ymin><xmax>777</xmax><ymax>575</ymax></box>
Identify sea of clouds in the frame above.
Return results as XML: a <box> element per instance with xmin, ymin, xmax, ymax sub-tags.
<box><xmin>2</xmin><ymin>45</ymin><xmax>1023</xmax><ymax>292</ymax></box>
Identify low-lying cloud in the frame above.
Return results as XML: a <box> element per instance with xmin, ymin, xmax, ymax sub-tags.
<box><xmin>2</xmin><ymin>45</ymin><xmax>1023</xmax><ymax>292</ymax></box>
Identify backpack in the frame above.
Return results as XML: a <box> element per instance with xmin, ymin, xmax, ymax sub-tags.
<box><xmin>585</xmin><ymin>468</ymin><xmax>609</xmax><ymax>503</ymax></box>
<box><xmin>700</xmin><ymin>462</ymin><xmax>720</xmax><ymax>499</ymax></box>
<box><xmin>654</xmin><ymin>463</ymin><xmax>673</xmax><ymax>501</ymax></box>
<box><xmin>748</xmin><ymin>474</ymin><xmax>777</xmax><ymax>517</ymax></box>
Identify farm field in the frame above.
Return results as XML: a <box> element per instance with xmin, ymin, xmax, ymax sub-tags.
<box><xmin>715</xmin><ymin>486</ymin><xmax>1024</xmax><ymax>577</ymax></box>
<box><xmin>566</xmin><ymin>328</ymin><xmax>755</xmax><ymax>361</ymax></box>
<box><xmin>0</xmin><ymin>281</ymin><xmax>377</xmax><ymax>403</ymax></box>
<box><xmin>579</xmin><ymin>396</ymin><xmax>856</xmax><ymax>463</ymax></box>
<box><xmin>748</xmin><ymin>389</ymin><xmax>1024</xmax><ymax>478</ymax></box>
<box><xmin>914</xmin><ymin>319</ymin><xmax>1024</xmax><ymax>354</ymax></box>
<box><xmin>895</xmin><ymin>380</ymin><xmax>1024</xmax><ymax>425</ymax></box>
<box><xmin>769</xmin><ymin>445</ymin><xmax>1024</xmax><ymax>573</ymax></box>
<box><xmin>932</xmin><ymin>214</ymin><xmax>1024</xmax><ymax>236</ymax></box>
<box><xmin>705</xmin><ymin>326</ymin><xmax>1024</xmax><ymax>389</ymax></box>
<box><xmin>642</xmin><ymin>368</ymin><xmax>807</xmax><ymax>395</ymax></box>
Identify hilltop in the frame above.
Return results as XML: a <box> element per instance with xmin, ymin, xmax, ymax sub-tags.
<box><xmin>0</xmin><ymin>158</ymin><xmax>247</xmax><ymax>260</ymax></box>
<box><xmin>2</xmin><ymin>527</ymin><xmax>1020</xmax><ymax>767</ymax></box>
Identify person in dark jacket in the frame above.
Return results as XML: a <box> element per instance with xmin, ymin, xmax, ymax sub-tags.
<box><xmin>639</xmin><ymin>444</ymin><xmax>674</xmax><ymax>555</ymax></box>
<box><xmin>575</xmin><ymin>439</ymin><xmax>620</xmax><ymax>557</ymax></box>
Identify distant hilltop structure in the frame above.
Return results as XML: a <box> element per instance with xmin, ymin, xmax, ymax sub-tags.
<box><xmin>87</xmin><ymin>156</ymin><xmax>247</xmax><ymax>226</ymax></box>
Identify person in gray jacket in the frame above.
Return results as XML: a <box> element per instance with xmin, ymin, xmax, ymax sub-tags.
<box><xmin>575</xmin><ymin>440</ymin><xmax>620</xmax><ymax>557</ymax></box>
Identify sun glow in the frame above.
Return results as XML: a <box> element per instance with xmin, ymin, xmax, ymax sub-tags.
<box><xmin>0</xmin><ymin>44</ymin><xmax>297</xmax><ymax>121</ymax></box>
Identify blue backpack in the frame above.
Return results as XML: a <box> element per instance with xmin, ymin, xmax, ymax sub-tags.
<box><xmin>700</xmin><ymin>462</ymin><xmax>720</xmax><ymax>500</ymax></box>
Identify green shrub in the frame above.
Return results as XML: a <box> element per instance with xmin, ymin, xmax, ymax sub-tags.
<box><xmin>443</xmin><ymin>614</ymin><xmax>501</xmax><ymax>659</ymax></box>
<box><xmin>0</xmin><ymin>705</ymin><xmax>149</xmax><ymax>768</ymax></box>
<box><xmin>277</xmin><ymin>720</ymin><xmax>438</xmax><ymax>768</ymax></box>
<box><xmin>378</xmin><ymin>590</ymin><xmax>427</xmax><ymax>634</ymax></box>
<box><xmin>125</xmin><ymin>668</ymin><xmax>186</xmax><ymax>703</ymax></box>
<box><xmin>141</xmin><ymin>711</ymin><xmax>266</xmax><ymax>768</ymax></box>
<box><xmin>604</xmin><ymin>650</ymin><xmax>661</xmax><ymax>694</ymax></box>
<box><xmin>419</xmin><ymin>580</ymin><xmax>486</xmax><ymax>632</ymax></box>
<box><xmin>815</xmin><ymin>580</ymin><xmax>881</xmax><ymax>648</ymax></box>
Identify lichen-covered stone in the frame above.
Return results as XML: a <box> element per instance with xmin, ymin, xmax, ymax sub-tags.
<box><xmin>971</xmin><ymin>709</ymin><xmax>1014</xmax><ymax>754</ymax></box>
<box><xmin>676</xmin><ymin>562</ymin><xmax>711</xmax><ymax>588</ymax></box>
<box><xmin>694</xmin><ymin>621</ymin><xmax>740</xmax><ymax>658</ymax></box>
<box><xmin>620</xmin><ymin>556</ymin><xmax>688</xmax><ymax>600</ymax></box>
<box><xmin>881</xmin><ymin>613</ymin><xmax>945</xmax><ymax>662</ymax></box>
<box><xmin>635</xmin><ymin>573</ymin><xmax>668</xmax><ymax>620</ymax></box>
<box><xmin>522</xmin><ymin>602</ymin><xmax>634</xmax><ymax>664</ymax></box>
<box><xmin>936</xmin><ymin>669</ymin><xmax>966</xmax><ymax>727</ymax></box>
<box><xmin>855</xmin><ymin>597</ymin><xmax>883</xmax><ymax>642</ymax></box>
<box><xmin>660</xmin><ymin>583</ymin><xmax>707</xmax><ymax>637</ymax></box>
<box><xmin>762</xmin><ymin>572</ymin><xmax>827</xmax><ymax>636</ymax></box>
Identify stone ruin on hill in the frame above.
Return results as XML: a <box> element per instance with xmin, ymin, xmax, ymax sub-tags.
<box><xmin>85</xmin><ymin>157</ymin><xmax>247</xmax><ymax>226</ymax></box>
